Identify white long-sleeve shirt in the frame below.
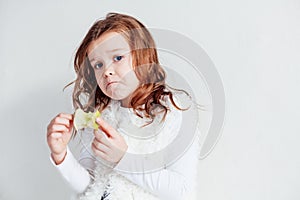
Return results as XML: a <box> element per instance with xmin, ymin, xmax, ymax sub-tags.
<box><xmin>50</xmin><ymin>99</ymin><xmax>200</xmax><ymax>200</ymax></box>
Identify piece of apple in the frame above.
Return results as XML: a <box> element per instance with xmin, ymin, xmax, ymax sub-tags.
<box><xmin>73</xmin><ymin>108</ymin><xmax>101</xmax><ymax>131</ymax></box>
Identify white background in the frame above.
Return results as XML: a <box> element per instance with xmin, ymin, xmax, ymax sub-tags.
<box><xmin>0</xmin><ymin>0</ymin><xmax>300</xmax><ymax>200</ymax></box>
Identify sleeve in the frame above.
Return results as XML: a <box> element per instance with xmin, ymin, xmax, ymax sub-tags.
<box><xmin>114</xmin><ymin>139</ymin><xmax>199</xmax><ymax>200</ymax></box>
<box><xmin>49</xmin><ymin>131</ymin><xmax>97</xmax><ymax>194</ymax></box>
<box><xmin>114</xmin><ymin>106</ymin><xmax>199</xmax><ymax>200</ymax></box>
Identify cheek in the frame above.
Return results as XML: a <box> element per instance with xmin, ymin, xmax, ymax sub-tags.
<box><xmin>123</xmin><ymin>71</ymin><xmax>140</xmax><ymax>89</ymax></box>
<box><xmin>94</xmin><ymin>71</ymin><xmax>105</xmax><ymax>88</ymax></box>
<box><xmin>122</xmin><ymin>55</ymin><xmax>134</xmax><ymax>73</ymax></box>
<box><xmin>119</xmin><ymin>59</ymin><xmax>136</xmax><ymax>81</ymax></box>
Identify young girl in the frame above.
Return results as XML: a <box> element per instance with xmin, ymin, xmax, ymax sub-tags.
<box><xmin>47</xmin><ymin>13</ymin><xmax>200</xmax><ymax>200</ymax></box>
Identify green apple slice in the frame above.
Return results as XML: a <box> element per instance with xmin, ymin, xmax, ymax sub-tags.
<box><xmin>73</xmin><ymin>108</ymin><xmax>101</xmax><ymax>131</ymax></box>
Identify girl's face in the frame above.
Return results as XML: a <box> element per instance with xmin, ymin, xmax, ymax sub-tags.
<box><xmin>87</xmin><ymin>32</ymin><xmax>140</xmax><ymax>107</ymax></box>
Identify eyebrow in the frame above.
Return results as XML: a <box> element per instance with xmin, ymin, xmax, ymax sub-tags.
<box><xmin>89</xmin><ymin>48</ymin><xmax>128</xmax><ymax>62</ymax></box>
<box><xmin>107</xmin><ymin>48</ymin><xmax>127</xmax><ymax>53</ymax></box>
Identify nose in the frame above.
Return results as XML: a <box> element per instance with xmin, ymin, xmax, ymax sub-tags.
<box><xmin>103</xmin><ymin>63</ymin><xmax>115</xmax><ymax>77</ymax></box>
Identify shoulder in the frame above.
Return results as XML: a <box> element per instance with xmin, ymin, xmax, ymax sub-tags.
<box><xmin>160</xmin><ymin>95</ymin><xmax>183</xmax><ymax>124</ymax></box>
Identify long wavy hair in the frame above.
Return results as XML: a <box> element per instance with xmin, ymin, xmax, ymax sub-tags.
<box><xmin>66</xmin><ymin>12</ymin><xmax>190</xmax><ymax>126</ymax></box>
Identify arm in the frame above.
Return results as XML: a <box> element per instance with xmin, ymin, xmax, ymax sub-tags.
<box><xmin>50</xmin><ymin>131</ymin><xmax>97</xmax><ymax>193</ymax></box>
<box><xmin>114</xmin><ymin>138</ymin><xmax>199</xmax><ymax>200</ymax></box>
<box><xmin>114</xmin><ymin>107</ymin><xmax>199</xmax><ymax>200</ymax></box>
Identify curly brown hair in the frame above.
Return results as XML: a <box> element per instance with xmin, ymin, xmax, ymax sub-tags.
<box><xmin>66</xmin><ymin>12</ymin><xmax>190</xmax><ymax>126</ymax></box>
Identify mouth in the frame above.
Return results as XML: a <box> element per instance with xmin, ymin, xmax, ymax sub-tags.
<box><xmin>106</xmin><ymin>81</ymin><xmax>119</xmax><ymax>89</ymax></box>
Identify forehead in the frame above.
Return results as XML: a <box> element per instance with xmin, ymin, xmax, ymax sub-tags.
<box><xmin>87</xmin><ymin>32</ymin><xmax>130</xmax><ymax>57</ymax></box>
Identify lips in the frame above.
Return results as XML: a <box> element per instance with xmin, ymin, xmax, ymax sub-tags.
<box><xmin>106</xmin><ymin>81</ymin><xmax>119</xmax><ymax>89</ymax></box>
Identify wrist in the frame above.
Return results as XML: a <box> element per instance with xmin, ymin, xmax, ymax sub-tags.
<box><xmin>51</xmin><ymin>150</ymin><xmax>67</xmax><ymax>165</ymax></box>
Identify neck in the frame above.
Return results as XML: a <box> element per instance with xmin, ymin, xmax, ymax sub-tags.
<box><xmin>120</xmin><ymin>98</ymin><xmax>131</xmax><ymax>108</ymax></box>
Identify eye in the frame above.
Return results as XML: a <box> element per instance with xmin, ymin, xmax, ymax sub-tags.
<box><xmin>113</xmin><ymin>55</ymin><xmax>123</xmax><ymax>62</ymax></box>
<box><xmin>94</xmin><ymin>62</ymin><xmax>103</xmax><ymax>69</ymax></box>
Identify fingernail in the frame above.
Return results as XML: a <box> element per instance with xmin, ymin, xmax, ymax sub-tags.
<box><xmin>96</xmin><ymin>118</ymin><xmax>101</xmax><ymax>123</ymax></box>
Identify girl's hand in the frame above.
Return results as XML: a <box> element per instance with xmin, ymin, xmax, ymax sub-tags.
<box><xmin>92</xmin><ymin>118</ymin><xmax>128</xmax><ymax>164</ymax></box>
<box><xmin>47</xmin><ymin>113</ymin><xmax>73</xmax><ymax>164</ymax></box>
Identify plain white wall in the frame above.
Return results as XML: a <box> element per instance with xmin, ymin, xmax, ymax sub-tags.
<box><xmin>0</xmin><ymin>0</ymin><xmax>300</xmax><ymax>200</ymax></box>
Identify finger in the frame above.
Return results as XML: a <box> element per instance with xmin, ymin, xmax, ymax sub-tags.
<box><xmin>96</xmin><ymin>118</ymin><xmax>118</xmax><ymax>138</ymax></box>
<box><xmin>92</xmin><ymin>143</ymin><xmax>109</xmax><ymax>160</ymax></box>
<box><xmin>56</xmin><ymin>113</ymin><xmax>73</xmax><ymax>120</ymax></box>
<box><xmin>48</xmin><ymin>124</ymin><xmax>70</xmax><ymax>133</ymax></box>
<box><xmin>48</xmin><ymin>132</ymin><xmax>62</xmax><ymax>139</ymax></box>
<box><xmin>51</xmin><ymin>117</ymin><xmax>72</xmax><ymax>128</ymax></box>
<box><xmin>92</xmin><ymin>140</ymin><xmax>110</xmax><ymax>153</ymax></box>
<box><xmin>93</xmin><ymin>130</ymin><xmax>111</xmax><ymax>148</ymax></box>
